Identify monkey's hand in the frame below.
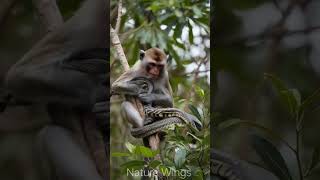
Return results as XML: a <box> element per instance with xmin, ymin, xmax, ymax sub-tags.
<box><xmin>147</xmin><ymin>93</ymin><xmax>173</xmax><ymax>107</ymax></box>
<box><xmin>111</xmin><ymin>82</ymin><xmax>141</xmax><ymax>96</ymax></box>
<box><xmin>138</xmin><ymin>93</ymin><xmax>153</xmax><ymax>105</ymax></box>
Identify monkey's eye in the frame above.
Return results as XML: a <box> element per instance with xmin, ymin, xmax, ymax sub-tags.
<box><xmin>149</xmin><ymin>63</ymin><xmax>156</xmax><ymax>67</ymax></box>
<box><xmin>157</xmin><ymin>65</ymin><xmax>164</xmax><ymax>69</ymax></box>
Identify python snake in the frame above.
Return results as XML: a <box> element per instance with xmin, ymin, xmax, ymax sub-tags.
<box><xmin>211</xmin><ymin>149</ymin><xmax>244</xmax><ymax>180</ymax></box>
<box><xmin>121</xmin><ymin>77</ymin><xmax>243</xmax><ymax>180</ymax></box>
<box><xmin>126</xmin><ymin>78</ymin><xmax>201</xmax><ymax>138</ymax></box>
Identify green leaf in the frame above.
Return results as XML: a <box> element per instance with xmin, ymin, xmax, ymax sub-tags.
<box><xmin>192</xmin><ymin>6</ymin><xmax>202</xmax><ymax>17</ymax></box>
<box><xmin>125</xmin><ymin>142</ymin><xmax>136</xmax><ymax>153</ymax></box>
<box><xmin>149</xmin><ymin>160</ymin><xmax>162</xmax><ymax>169</ymax></box>
<box><xmin>150</xmin><ymin>27</ymin><xmax>157</xmax><ymax>47</ymax></box>
<box><xmin>111</xmin><ymin>152</ymin><xmax>131</xmax><ymax>157</ymax></box>
<box><xmin>279</xmin><ymin>89</ymin><xmax>300</xmax><ymax>115</ymax></box>
<box><xmin>188</xmin><ymin>104</ymin><xmax>202</xmax><ymax>121</ymax></box>
<box><xmin>159</xmin><ymin>14</ymin><xmax>176</xmax><ymax>25</ymax></box>
<box><xmin>218</xmin><ymin>119</ymin><xmax>294</xmax><ymax>151</ymax></box>
<box><xmin>308</xmin><ymin>148</ymin><xmax>320</xmax><ymax>172</ymax></box>
<box><xmin>264</xmin><ymin>73</ymin><xmax>288</xmax><ymax>93</ymax></box>
<box><xmin>301</xmin><ymin>87</ymin><xmax>320</xmax><ymax>111</ymax></box>
<box><xmin>291</xmin><ymin>89</ymin><xmax>301</xmax><ymax>107</ymax></box>
<box><xmin>174</xmin><ymin>9</ymin><xmax>183</xmax><ymax>17</ymax></box>
<box><xmin>218</xmin><ymin>119</ymin><xmax>266</xmax><ymax>132</ymax></box>
<box><xmin>264</xmin><ymin>74</ymin><xmax>300</xmax><ymax>115</ymax></box>
<box><xmin>174</xmin><ymin>148</ymin><xmax>187</xmax><ymax>168</ymax></box>
<box><xmin>137</xmin><ymin>28</ymin><xmax>148</xmax><ymax>45</ymax></box>
<box><xmin>251</xmin><ymin>134</ymin><xmax>292</xmax><ymax>180</ymax></box>
<box><xmin>156</xmin><ymin>30</ymin><xmax>167</xmax><ymax>50</ymax></box>
<box><xmin>187</xmin><ymin>132</ymin><xmax>202</xmax><ymax>143</ymax></box>
<box><xmin>173</xmin><ymin>39</ymin><xmax>186</xmax><ymax>50</ymax></box>
<box><xmin>188</xmin><ymin>20</ymin><xmax>194</xmax><ymax>44</ymax></box>
<box><xmin>168</xmin><ymin>44</ymin><xmax>181</xmax><ymax>65</ymax></box>
<box><xmin>136</xmin><ymin>146</ymin><xmax>156</xmax><ymax>158</ymax></box>
<box><xmin>173</xmin><ymin>24</ymin><xmax>183</xmax><ymax>39</ymax></box>
<box><xmin>195</xmin><ymin>86</ymin><xmax>205</xmax><ymax>98</ymax></box>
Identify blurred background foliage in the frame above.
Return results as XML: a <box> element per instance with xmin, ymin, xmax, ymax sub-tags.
<box><xmin>110</xmin><ymin>0</ymin><xmax>210</xmax><ymax>179</ymax></box>
<box><xmin>213</xmin><ymin>0</ymin><xmax>320</xmax><ymax>180</ymax></box>
<box><xmin>0</xmin><ymin>1</ymin><xmax>84</xmax><ymax>179</ymax></box>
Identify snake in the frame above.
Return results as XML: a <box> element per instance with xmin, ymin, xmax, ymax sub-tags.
<box><xmin>126</xmin><ymin>77</ymin><xmax>202</xmax><ymax>138</ymax></box>
<box><xmin>118</xmin><ymin>77</ymin><xmax>244</xmax><ymax>180</ymax></box>
<box><xmin>211</xmin><ymin>149</ymin><xmax>244</xmax><ymax>180</ymax></box>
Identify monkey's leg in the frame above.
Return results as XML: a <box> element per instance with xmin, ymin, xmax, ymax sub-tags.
<box><xmin>121</xmin><ymin>101</ymin><xmax>144</xmax><ymax>127</ymax></box>
<box><xmin>36</xmin><ymin>125</ymin><xmax>102</xmax><ymax>180</ymax></box>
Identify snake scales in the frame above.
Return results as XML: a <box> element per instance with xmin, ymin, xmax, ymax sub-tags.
<box><xmin>211</xmin><ymin>149</ymin><xmax>243</xmax><ymax>180</ymax></box>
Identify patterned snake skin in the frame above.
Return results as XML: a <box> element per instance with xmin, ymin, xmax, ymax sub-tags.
<box><xmin>211</xmin><ymin>149</ymin><xmax>244</xmax><ymax>180</ymax></box>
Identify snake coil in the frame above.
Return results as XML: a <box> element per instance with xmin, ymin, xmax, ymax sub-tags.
<box><xmin>127</xmin><ymin>77</ymin><xmax>202</xmax><ymax>138</ymax></box>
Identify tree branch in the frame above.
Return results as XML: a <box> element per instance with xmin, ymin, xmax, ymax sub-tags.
<box><xmin>32</xmin><ymin>0</ymin><xmax>63</xmax><ymax>33</ymax></box>
<box><xmin>115</xmin><ymin>0</ymin><xmax>122</xmax><ymax>34</ymax></box>
<box><xmin>110</xmin><ymin>25</ymin><xmax>130</xmax><ymax>71</ymax></box>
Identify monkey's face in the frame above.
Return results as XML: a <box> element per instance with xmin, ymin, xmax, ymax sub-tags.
<box><xmin>140</xmin><ymin>48</ymin><xmax>167</xmax><ymax>79</ymax></box>
<box><xmin>145</xmin><ymin>61</ymin><xmax>164</xmax><ymax>79</ymax></box>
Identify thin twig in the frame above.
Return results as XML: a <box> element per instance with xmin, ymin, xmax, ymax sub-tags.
<box><xmin>110</xmin><ymin>25</ymin><xmax>130</xmax><ymax>71</ymax></box>
<box><xmin>182</xmin><ymin>69</ymin><xmax>210</xmax><ymax>76</ymax></box>
<box><xmin>183</xmin><ymin>58</ymin><xmax>208</xmax><ymax>110</ymax></box>
<box><xmin>115</xmin><ymin>0</ymin><xmax>122</xmax><ymax>34</ymax></box>
<box><xmin>296</xmin><ymin>128</ymin><xmax>304</xmax><ymax>180</ymax></box>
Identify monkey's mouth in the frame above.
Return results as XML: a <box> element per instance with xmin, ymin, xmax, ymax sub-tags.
<box><xmin>149</xmin><ymin>72</ymin><xmax>159</xmax><ymax>77</ymax></box>
<box><xmin>148</xmin><ymin>68</ymin><xmax>160</xmax><ymax>77</ymax></box>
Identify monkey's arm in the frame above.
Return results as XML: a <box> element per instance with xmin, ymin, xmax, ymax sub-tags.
<box><xmin>139</xmin><ymin>78</ymin><xmax>173</xmax><ymax>107</ymax></box>
<box><xmin>111</xmin><ymin>71</ymin><xmax>142</xmax><ymax>96</ymax></box>
<box><xmin>5</xmin><ymin>32</ymin><xmax>106</xmax><ymax>108</ymax></box>
<box><xmin>6</xmin><ymin>54</ymin><xmax>106</xmax><ymax>108</ymax></box>
<box><xmin>139</xmin><ymin>89</ymin><xmax>173</xmax><ymax>107</ymax></box>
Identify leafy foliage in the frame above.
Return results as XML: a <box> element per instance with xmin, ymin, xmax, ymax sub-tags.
<box><xmin>251</xmin><ymin>134</ymin><xmax>292</xmax><ymax>180</ymax></box>
<box><xmin>214</xmin><ymin>74</ymin><xmax>320</xmax><ymax>180</ymax></box>
<box><xmin>111</xmin><ymin>98</ymin><xmax>210</xmax><ymax>179</ymax></box>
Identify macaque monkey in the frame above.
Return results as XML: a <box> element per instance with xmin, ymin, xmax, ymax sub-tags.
<box><xmin>112</xmin><ymin>48</ymin><xmax>173</xmax><ymax>128</ymax></box>
<box><xmin>2</xmin><ymin>0</ymin><xmax>108</xmax><ymax>180</ymax></box>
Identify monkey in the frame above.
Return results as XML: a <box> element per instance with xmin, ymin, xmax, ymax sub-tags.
<box><xmin>1</xmin><ymin>0</ymin><xmax>108</xmax><ymax>180</ymax></box>
<box><xmin>112</xmin><ymin>48</ymin><xmax>173</xmax><ymax>128</ymax></box>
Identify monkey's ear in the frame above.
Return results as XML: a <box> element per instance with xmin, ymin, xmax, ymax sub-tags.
<box><xmin>139</xmin><ymin>50</ymin><xmax>145</xmax><ymax>60</ymax></box>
